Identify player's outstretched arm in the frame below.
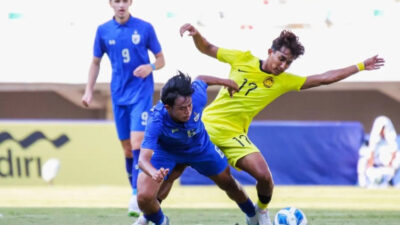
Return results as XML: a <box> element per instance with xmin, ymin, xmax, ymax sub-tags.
<box><xmin>179</xmin><ymin>23</ymin><xmax>218</xmax><ymax>58</ymax></box>
<box><xmin>82</xmin><ymin>57</ymin><xmax>102</xmax><ymax>107</ymax></box>
<box><xmin>139</xmin><ymin>148</ymin><xmax>169</xmax><ymax>183</ymax></box>
<box><xmin>301</xmin><ymin>55</ymin><xmax>385</xmax><ymax>90</ymax></box>
<box><xmin>196</xmin><ymin>75</ymin><xmax>239</xmax><ymax>97</ymax></box>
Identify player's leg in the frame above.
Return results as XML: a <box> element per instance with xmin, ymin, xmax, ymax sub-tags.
<box><xmin>113</xmin><ymin>104</ymin><xmax>140</xmax><ymax>216</ymax></box>
<box><xmin>135</xmin><ymin>172</ymin><xmax>168</xmax><ymax>225</ymax></box>
<box><xmin>128</xmin><ymin>98</ymin><xmax>152</xmax><ymax>216</ymax></box>
<box><xmin>135</xmin><ymin>150</ymin><xmax>175</xmax><ymax>225</ymax></box>
<box><xmin>209</xmin><ymin>166</ymin><xmax>247</xmax><ymax>202</ymax></box>
<box><xmin>236</xmin><ymin>152</ymin><xmax>273</xmax><ymax>225</ymax></box>
<box><xmin>157</xmin><ymin>164</ymin><xmax>187</xmax><ymax>201</ymax></box>
<box><xmin>114</xmin><ymin>104</ymin><xmax>134</xmax><ymax>183</ymax></box>
<box><xmin>213</xmin><ymin>134</ymin><xmax>274</xmax><ymax>212</ymax></box>
<box><xmin>209</xmin><ymin>166</ymin><xmax>258</xmax><ymax>225</ymax></box>
<box><xmin>190</xmin><ymin>143</ymin><xmax>258</xmax><ymax>225</ymax></box>
<box><xmin>128</xmin><ymin>131</ymin><xmax>144</xmax><ymax>217</ymax></box>
<box><xmin>130</xmin><ymin>131</ymin><xmax>144</xmax><ymax>189</ymax></box>
<box><xmin>120</xmin><ymin>139</ymin><xmax>134</xmax><ymax>184</ymax></box>
<box><xmin>215</xmin><ymin>134</ymin><xmax>273</xmax><ymax>225</ymax></box>
<box><xmin>134</xmin><ymin>164</ymin><xmax>185</xmax><ymax>223</ymax></box>
<box><xmin>236</xmin><ymin>152</ymin><xmax>273</xmax><ymax>206</ymax></box>
<box><xmin>205</xmin><ymin>125</ymin><xmax>273</xmax><ymax>209</ymax></box>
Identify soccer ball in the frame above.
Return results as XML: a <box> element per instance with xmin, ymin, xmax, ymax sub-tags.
<box><xmin>274</xmin><ymin>207</ymin><xmax>307</xmax><ymax>225</ymax></box>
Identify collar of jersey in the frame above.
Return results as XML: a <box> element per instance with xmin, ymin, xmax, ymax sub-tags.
<box><xmin>112</xmin><ymin>15</ymin><xmax>134</xmax><ymax>27</ymax></box>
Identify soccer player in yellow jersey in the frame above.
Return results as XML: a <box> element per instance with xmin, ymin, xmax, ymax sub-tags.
<box><xmin>179</xmin><ymin>23</ymin><xmax>385</xmax><ymax>225</ymax></box>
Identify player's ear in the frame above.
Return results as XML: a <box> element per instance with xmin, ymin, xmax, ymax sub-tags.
<box><xmin>164</xmin><ymin>104</ymin><xmax>172</xmax><ymax>111</ymax></box>
<box><xmin>268</xmin><ymin>48</ymin><xmax>273</xmax><ymax>56</ymax></box>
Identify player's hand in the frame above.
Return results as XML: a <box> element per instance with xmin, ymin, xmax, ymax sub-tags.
<box><xmin>152</xmin><ymin>167</ymin><xmax>169</xmax><ymax>183</ymax></box>
<box><xmin>223</xmin><ymin>79</ymin><xmax>239</xmax><ymax>98</ymax></box>
<box><xmin>179</xmin><ymin>23</ymin><xmax>199</xmax><ymax>37</ymax></box>
<box><xmin>363</xmin><ymin>55</ymin><xmax>385</xmax><ymax>71</ymax></box>
<box><xmin>133</xmin><ymin>64</ymin><xmax>153</xmax><ymax>78</ymax></box>
<box><xmin>81</xmin><ymin>91</ymin><xmax>92</xmax><ymax>107</ymax></box>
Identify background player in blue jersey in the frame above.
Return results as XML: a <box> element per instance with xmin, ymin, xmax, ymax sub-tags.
<box><xmin>132</xmin><ymin>72</ymin><xmax>261</xmax><ymax>225</ymax></box>
<box><xmin>81</xmin><ymin>0</ymin><xmax>165</xmax><ymax>217</ymax></box>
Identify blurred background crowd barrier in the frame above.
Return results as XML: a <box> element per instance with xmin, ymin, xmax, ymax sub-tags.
<box><xmin>1</xmin><ymin>0</ymin><xmax>400</xmax><ymax>186</ymax></box>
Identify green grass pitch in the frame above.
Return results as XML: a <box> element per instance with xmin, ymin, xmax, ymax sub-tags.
<box><xmin>0</xmin><ymin>185</ymin><xmax>399</xmax><ymax>225</ymax></box>
<box><xmin>1</xmin><ymin>208</ymin><xmax>400</xmax><ymax>225</ymax></box>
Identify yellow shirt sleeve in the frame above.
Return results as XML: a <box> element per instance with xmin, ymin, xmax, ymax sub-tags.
<box><xmin>283</xmin><ymin>73</ymin><xmax>307</xmax><ymax>91</ymax></box>
<box><xmin>217</xmin><ymin>48</ymin><xmax>245</xmax><ymax>64</ymax></box>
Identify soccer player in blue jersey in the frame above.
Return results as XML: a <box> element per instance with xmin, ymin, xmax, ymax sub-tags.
<box><xmin>81</xmin><ymin>0</ymin><xmax>165</xmax><ymax>217</ymax></box>
<box><xmin>132</xmin><ymin>72</ymin><xmax>261</xmax><ymax>225</ymax></box>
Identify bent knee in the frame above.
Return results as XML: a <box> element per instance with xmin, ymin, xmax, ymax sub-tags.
<box><xmin>137</xmin><ymin>192</ymin><xmax>155</xmax><ymax>207</ymax></box>
<box><xmin>217</xmin><ymin>176</ymin><xmax>241</xmax><ymax>191</ymax></box>
<box><xmin>255</xmin><ymin>172</ymin><xmax>274</xmax><ymax>186</ymax></box>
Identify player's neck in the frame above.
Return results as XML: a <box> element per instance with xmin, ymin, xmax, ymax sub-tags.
<box><xmin>114</xmin><ymin>14</ymin><xmax>130</xmax><ymax>24</ymax></box>
<box><xmin>259</xmin><ymin>60</ymin><xmax>272</xmax><ymax>74</ymax></box>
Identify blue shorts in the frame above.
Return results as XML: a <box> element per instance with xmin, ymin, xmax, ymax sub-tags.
<box><xmin>151</xmin><ymin>142</ymin><xmax>228</xmax><ymax>179</ymax></box>
<box><xmin>112</xmin><ymin>97</ymin><xmax>152</xmax><ymax>140</ymax></box>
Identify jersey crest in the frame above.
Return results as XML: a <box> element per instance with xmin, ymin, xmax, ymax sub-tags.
<box><xmin>131</xmin><ymin>30</ymin><xmax>141</xmax><ymax>45</ymax></box>
<box><xmin>193</xmin><ymin>112</ymin><xmax>200</xmax><ymax>122</ymax></box>
<box><xmin>263</xmin><ymin>76</ymin><xmax>274</xmax><ymax>88</ymax></box>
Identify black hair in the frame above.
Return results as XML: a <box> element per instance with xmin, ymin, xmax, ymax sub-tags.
<box><xmin>161</xmin><ymin>71</ymin><xmax>194</xmax><ymax>106</ymax></box>
<box><xmin>271</xmin><ymin>30</ymin><xmax>305</xmax><ymax>59</ymax></box>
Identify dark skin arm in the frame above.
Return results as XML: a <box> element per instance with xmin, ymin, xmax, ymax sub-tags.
<box><xmin>180</xmin><ymin>23</ymin><xmax>385</xmax><ymax>90</ymax></box>
<box><xmin>180</xmin><ymin>23</ymin><xmax>219</xmax><ymax>58</ymax></box>
<box><xmin>302</xmin><ymin>55</ymin><xmax>385</xmax><ymax>89</ymax></box>
<box><xmin>82</xmin><ymin>57</ymin><xmax>102</xmax><ymax>107</ymax></box>
<box><xmin>138</xmin><ymin>148</ymin><xmax>169</xmax><ymax>183</ymax></box>
<box><xmin>196</xmin><ymin>75</ymin><xmax>239</xmax><ymax>97</ymax></box>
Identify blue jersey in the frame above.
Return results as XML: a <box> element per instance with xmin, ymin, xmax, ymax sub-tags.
<box><xmin>142</xmin><ymin>80</ymin><xmax>212</xmax><ymax>155</ymax></box>
<box><xmin>93</xmin><ymin>16</ymin><xmax>162</xmax><ymax>105</ymax></box>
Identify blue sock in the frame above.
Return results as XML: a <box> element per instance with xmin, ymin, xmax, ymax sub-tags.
<box><xmin>238</xmin><ymin>198</ymin><xmax>256</xmax><ymax>217</ymax></box>
<box><xmin>144</xmin><ymin>208</ymin><xmax>165</xmax><ymax>225</ymax></box>
<box><xmin>125</xmin><ymin>157</ymin><xmax>133</xmax><ymax>188</ymax></box>
<box><xmin>132</xmin><ymin>149</ymin><xmax>140</xmax><ymax>194</ymax></box>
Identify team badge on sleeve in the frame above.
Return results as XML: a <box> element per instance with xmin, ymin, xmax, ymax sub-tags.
<box><xmin>263</xmin><ymin>76</ymin><xmax>274</xmax><ymax>88</ymax></box>
<box><xmin>131</xmin><ymin>30</ymin><xmax>141</xmax><ymax>45</ymax></box>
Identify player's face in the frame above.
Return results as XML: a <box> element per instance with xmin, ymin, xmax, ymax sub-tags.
<box><xmin>265</xmin><ymin>46</ymin><xmax>295</xmax><ymax>75</ymax></box>
<box><xmin>167</xmin><ymin>96</ymin><xmax>193</xmax><ymax>123</ymax></box>
<box><xmin>110</xmin><ymin>0</ymin><xmax>132</xmax><ymax>19</ymax></box>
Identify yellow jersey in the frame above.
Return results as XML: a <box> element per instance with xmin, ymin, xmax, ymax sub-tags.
<box><xmin>203</xmin><ymin>48</ymin><xmax>306</xmax><ymax>137</ymax></box>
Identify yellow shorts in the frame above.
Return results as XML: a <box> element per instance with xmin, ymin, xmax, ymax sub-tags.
<box><xmin>206</xmin><ymin>125</ymin><xmax>259</xmax><ymax>170</ymax></box>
